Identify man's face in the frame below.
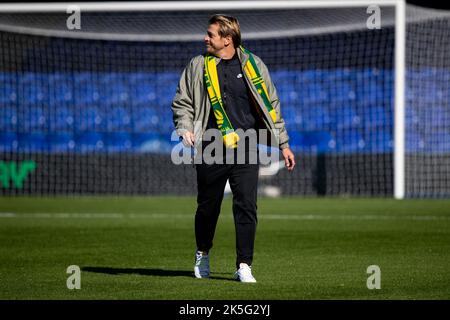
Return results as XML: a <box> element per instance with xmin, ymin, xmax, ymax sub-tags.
<box><xmin>204</xmin><ymin>23</ymin><xmax>230</xmax><ymax>55</ymax></box>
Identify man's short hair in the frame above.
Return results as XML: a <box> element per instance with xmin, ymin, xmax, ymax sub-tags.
<box><xmin>208</xmin><ymin>14</ymin><xmax>242</xmax><ymax>48</ymax></box>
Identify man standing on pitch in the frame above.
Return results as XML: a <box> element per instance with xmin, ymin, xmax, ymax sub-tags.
<box><xmin>172</xmin><ymin>14</ymin><xmax>295</xmax><ymax>282</ymax></box>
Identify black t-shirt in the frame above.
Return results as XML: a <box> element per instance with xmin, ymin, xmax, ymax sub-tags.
<box><xmin>206</xmin><ymin>52</ymin><xmax>260</xmax><ymax>131</ymax></box>
<box><xmin>202</xmin><ymin>53</ymin><xmax>261</xmax><ymax>163</ymax></box>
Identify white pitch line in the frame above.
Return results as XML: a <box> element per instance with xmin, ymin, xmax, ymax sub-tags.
<box><xmin>0</xmin><ymin>212</ymin><xmax>449</xmax><ymax>221</ymax></box>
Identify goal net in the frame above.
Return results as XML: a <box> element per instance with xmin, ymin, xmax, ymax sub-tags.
<box><xmin>0</xmin><ymin>1</ymin><xmax>449</xmax><ymax>198</ymax></box>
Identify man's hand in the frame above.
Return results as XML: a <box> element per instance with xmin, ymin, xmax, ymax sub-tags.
<box><xmin>181</xmin><ymin>131</ymin><xmax>195</xmax><ymax>147</ymax></box>
<box><xmin>282</xmin><ymin>147</ymin><xmax>295</xmax><ymax>171</ymax></box>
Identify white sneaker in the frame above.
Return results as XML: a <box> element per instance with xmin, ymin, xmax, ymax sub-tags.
<box><xmin>194</xmin><ymin>251</ymin><xmax>210</xmax><ymax>278</ymax></box>
<box><xmin>234</xmin><ymin>263</ymin><xmax>257</xmax><ymax>283</ymax></box>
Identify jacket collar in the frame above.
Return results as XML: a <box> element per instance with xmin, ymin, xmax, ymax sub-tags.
<box><xmin>237</xmin><ymin>46</ymin><xmax>250</xmax><ymax>69</ymax></box>
<box><xmin>211</xmin><ymin>46</ymin><xmax>249</xmax><ymax>68</ymax></box>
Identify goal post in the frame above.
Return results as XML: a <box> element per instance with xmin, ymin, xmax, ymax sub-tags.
<box><xmin>0</xmin><ymin>1</ymin><xmax>404</xmax><ymax>12</ymax></box>
<box><xmin>394</xmin><ymin>0</ymin><xmax>406</xmax><ymax>200</ymax></box>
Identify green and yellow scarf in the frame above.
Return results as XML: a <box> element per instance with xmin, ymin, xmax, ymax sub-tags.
<box><xmin>204</xmin><ymin>46</ymin><xmax>277</xmax><ymax>149</ymax></box>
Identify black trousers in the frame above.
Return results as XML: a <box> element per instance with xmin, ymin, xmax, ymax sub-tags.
<box><xmin>195</xmin><ymin>161</ymin><xmax>259</xmax><ymax>269</ymax></box>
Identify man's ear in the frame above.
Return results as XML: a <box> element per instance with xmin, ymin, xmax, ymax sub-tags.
<box><xmin>224</xmin><ymin>35</ymin><xmax>232</xmax><ymax>47</ymax></box>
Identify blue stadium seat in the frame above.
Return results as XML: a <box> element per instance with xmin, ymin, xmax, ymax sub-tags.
<box><xmin>21</xmin><ymin>81</ymin><xmax>48</xmax><ymax>106</ymax></box>
<box><xmin>73</xmin><ymin>72</ymin><xmax>92</xmax><ymax>84</ymax></box>
<box><xmin>0</xmin><ymin>72</ymin><xmax>12</xmax><ymax>82</ymax></box>
<box><xmin>156</xmin><ymin>72</ymin><xmax>179</xmax><ymax>83</ymax></box>
<box><xmin>303</xmin><ymin>131</ymin><xmax>332</xmax><ymax>153</ymax></box>
<box><xmin>48</xmin><ymin>106</ymin><xmax>74</xmax><ymax>131</ymax></box>
<box><xmin>48</xmin><ymin>80</ymin><xmax>73</xmax><ymax>104</ymax></box>
<box><xmin>363</xmin><ymin>127</ymin><xmax>392</xmax><ymax>153</ymax></box>
<box><xmin>428</xmin><ymin>132</ymin><xmax>450</xmax><ymax>153</ymax></box>
<box><xmin>99</xmin><ymin>80</ymin><xmax>129</xmax><ymax>106</ymax></box>
<box><xmin>18</xmin><ymin>107</ymin><xmax>47</xmax><ymax>131</ymax></box>
<box><xmin>73</xmin><ymin>81</ymin><xmax>100</xmax><ymax>106</ymax></box>
<box><xmin>273</xmin><ymin>71</ymin><xmax>297</xmax><ymax>95</ymax></box>
<box><xmin>355</xmin><ymin>69</ymin><xmax>371</xmax><ymax>83</ymax></box>
<box><xmin>299</xmin><ymin>105</ymin><xmax>331</xmax><ymax>131</ymax></box>
<box><xmin>301</xmin><ymin>83</ymin><xmax>328</xmax><ymax>104</ymax></box>
<box><xmin>328</xmin><ymin>82</ymin><xmax>356</xmax><ymax>102</ymax></box>
<box><xmin>285</xmin><ymin>116</ymin><xmax>299</xmax><ymax>132</ymax></box>
<box><xmin>406</xmin><ymin>131</ymin><xmax>425</xmax><ymax>153</ymax></box>
<box><xmin>127</xmin><ymin>73</ymin><xmax>149</xmax><ymax>84</ymax></box>
<box><xmin>99</xmin><ymin>72</ymin><xmax>121</xmax><ymax>83</ymax></box>
<box><xmin>105</xmin><ymin>107</ymin><xmax>131</xmax><ymax>131</ymax></box>
<box><xmin>412</xmin><ymin>127</ymin><xmax>450</xmax><ymax>154</ymax></box>
<box><xmin>156</xmin><ymin>84</ymin><xmax>177</xmax><ymax>107</ymax></box>
<box><xmin>102</xmin><ymin>132</ymin><xmax>132</xmax><ymax>153</ymax></box>
<box><xmin>288</xmin><ymin>130</ymin><xmax>332</xmax><ymax>154</ymax></box>
<box><xmin>410</xmin><ymin>108</ymin><xmax>427</xmax><ymax>126</ymax></box>
<box><xmin>287</xmin><ymin>131</ymin><xmax>304</xmax><ymax>152</ymax></box>
<box><xmin>334</xmin><ymin>129</ymin><xmax>365</xmax><ymax>153</ymax></box>
<box><xmin>361</xmin><ymin>104</ymin><xmax>391</xmax><ymax>128</ymax></box>
<box><xmin>129</xmin><ymin>82</ymin><xmax>157</xmax><ymax>105</ymax></box>
<box><xmin>428</xmin><ymin>105</ymin><xmax>447</xmax><ymax>127</ymax></box>
<box><xmin>332</xmin><ymin>68</ymin><xmax>355</xmax><ymax>82</ymax></box>
<box><xmin>47</xmin><ymin>132</ymin><xmax>75</xmax><ymax>153</ymax></box>
<box><xmin>132</xmin><ymin>107</ymin><xmax>160</xmax><ymax>132</ymax></box>
<box><xmin>280</xmin><ymin>86</ymin><xmax>300</xmax><ymax>105</ymax></box>
<box><xmin>74</xmin><ymin>107</ymin><xmax>104</xmax><ymax>131</ymax></box>
<box><xmin>155</xmin><ymin>72</ymin><xmax>179</xmax><ymax>103</ymax></box>
<box><xmin>405</xmin><ymin>106</ymin><xmax>419</xmax><ymax>125</ymax></box>
<box><xmin>329</xmin><ymin>105</ymin><xmax>360</xmax><ymax>130</ymax></box>
<box><xmin>298</xmin><ymin>70</ymin><xmax>318</xmax><ymax>82</ymax></box>
<box><xmin>0</xmin><ymin>82</ymin><xmax>17</xmax><ymax>104</ymax></box>
<box><xmin>128</xmin><ymin>72</ymin><xmax>154</xmax><ymax>84</ymax></box>
<box><xmin>20</xmin><ymin>72</ymin><xmax>36</xmax><ymax>84</ymax></box>
<box><xmin>0</xmin><ymin>132</ymin><xmax>18</xmax><ymax>152</ymax></box>
<box><xmin>158</xmin><ymin>111</ymin><xmax>176</xmax><ymax>132</ymax></box>
<box><xmin>381</xmin><ymin>69</ymin><xmax>394</xmax><ymax>82</ymax></box>
<box><xmin>364</xmin><ymin>68</ymin><xmax>385</xmax><ymax>81</ymax></box>
<box><xmin>281</xmin><ymin>105</ymin><xmax>298</xmax><ymax>124</ymax></box>
<box><xmin>159</xmin><ymin>132</ymin><xmax>178</xmax><ymax>153</ymax></box>
<box><xmin>132</xmin><ymin>132</ymin><xmax>166</xmax><ymax>153</ymax></box>
<box><xmin>17</xmin><ymin>132</ymin><xmax>47</xmax><ymax>153</ymax></box>
<box><xmin>272</xmin><ymin>70</ymin><xmax>297</xmax><ymax>84</ymax></box>
<box><xmin>48</xmin><ymin>72</ymin><xmax>64</xmax><ymax>83</ymax></box>
<box><xmin>75</xmin><ymin>132</ymin><xmax>103</xmax><ymax>153</ymax></box>
<box><xmin>355</xmin><ymin>80</ymin><xmax>384</xmax><ymax>103</ymax></box>
<box><xmin>416</xmin><ymin>82</ymin><xmax>441</xmax><ymax>104</ymax></box>
<box><xmin>0</xmin><ymin>107</ymin><xmax>18</xmax><ymax>131</ymax></box>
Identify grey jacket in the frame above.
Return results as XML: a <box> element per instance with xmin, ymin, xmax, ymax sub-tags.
<box><xmin>171</xmin><ymin>48</ymin><xmax>290</xmax><ymax>149</ymax></box>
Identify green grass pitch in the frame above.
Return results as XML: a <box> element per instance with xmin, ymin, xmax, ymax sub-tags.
<box><xmin>0</xmin><ymin>196</ymin><xmax>449</xmax><ymax>299</ymax></box>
